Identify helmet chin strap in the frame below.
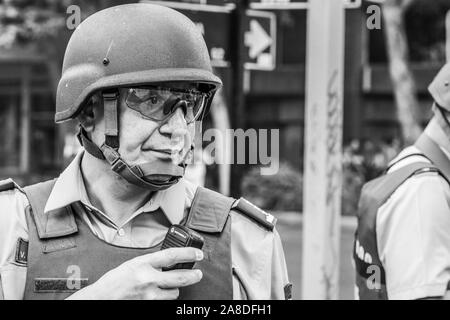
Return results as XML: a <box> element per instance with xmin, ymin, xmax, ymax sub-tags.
<box><xmin>77</xmin><ymin>91</ymin><xmax>187</xmax><ymax>191</ymax></box>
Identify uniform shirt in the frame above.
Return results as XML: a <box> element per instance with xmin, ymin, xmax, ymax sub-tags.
<box><xmin>0</xmin><ymin>149</ymin><xmax>290</xmax><ymax>300</ymax></box>
<box><xmin>376</xmin><ymin>121</ymin><xmax>450</xmax><ymax>300</ymax></box>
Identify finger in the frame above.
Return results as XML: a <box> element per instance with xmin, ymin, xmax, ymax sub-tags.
<box><xmin>148</xmin><ymin>247</ymin><xmax>204</xmax><ymax>268</ymax></box>
<box><xmin>145</xmin><ymin>288</ymin><xmax>180</xmax><ymax>300</ymax></box>
<box><xmin>157</xmin><ymin>269</ymin><xmax>203</xmax><ymax>289</ymax></box>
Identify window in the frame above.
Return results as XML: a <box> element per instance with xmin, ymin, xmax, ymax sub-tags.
<box><xmin>0</xmin><ymin>62</ymin><xmax>60</xmax><ymax>182</ymax></box>
<box><xmin>0</xmin><ymin>93</ymin><xmax>21</xmax><ymax>171</ymax></box>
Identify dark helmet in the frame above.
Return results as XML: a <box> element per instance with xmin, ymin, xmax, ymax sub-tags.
<box><xmin>57</xmin><ymin>3</ymin><xmax>221</xmax><ymax>190</ymax></box>
<box><xmin>56</xmin><ymin>3</ymin><xmax>221</xmax><ymax>122</ymax></box>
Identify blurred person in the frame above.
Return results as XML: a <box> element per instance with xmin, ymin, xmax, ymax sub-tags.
<box><xmin>354</xmin><ymin>63</ymin><xmax>450</xmax><ymax>300</ymax></box>
<box><xmin>0</xmin><ymin>4</ymin><xmax>290</xmax><ymax>300</ymax></box>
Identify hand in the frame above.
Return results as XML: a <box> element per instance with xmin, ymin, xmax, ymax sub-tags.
<box><xmin>67</xmin><ymin>247</ymin><xmax>204</xmax><ymax>300</ymax></box>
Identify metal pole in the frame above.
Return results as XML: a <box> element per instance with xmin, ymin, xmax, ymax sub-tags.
<box><xmin>446</xmin><ymin>10</ymin><xmax>450</xmax><ymax>62</ymax></box>
<box><xmin>20</xmin><ymin>65</ymin><xmax>31</xmax><ymax>175</ymax></box>
<box><xmin>229</xmin><ymin>0</ymin><xmax>248</xmax><ymax>198</ymax></box>
<box><xmin>302</xmin><ymin>0</ymin><xmax>345</xmax><ymax>299</ymax></box>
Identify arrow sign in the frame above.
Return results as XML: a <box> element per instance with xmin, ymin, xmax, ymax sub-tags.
<box><xmin>244</xmin><ymin>10</ymin><xmax>276</xmax><ymax>71</ymax></box>
<box><xmin>245</xmin><ymin>19</ymin><xmax>273</xmax><ymax>59</ymax></box>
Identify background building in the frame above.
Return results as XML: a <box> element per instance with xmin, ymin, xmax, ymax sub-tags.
<box><xmin>0</xmin><ymin>0</ymin><xmax>447</xmax><ymax>205</ymax></box>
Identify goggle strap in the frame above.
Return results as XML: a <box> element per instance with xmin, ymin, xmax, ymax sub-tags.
<box><xmin>103</xmin><ymin>91</ymin><xmax>120</xmax><ymax>149</ymax></box>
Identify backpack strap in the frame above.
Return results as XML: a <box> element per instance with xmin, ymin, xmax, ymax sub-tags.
<box><xmin>23</xmin><ymin>180</ymin><xmax>78</xmax><ymax>239</ymax></box>
<box><xmin>386</xmin><ymin>152</ymin><xmax>430</xmax><ymax>173</ymax></box>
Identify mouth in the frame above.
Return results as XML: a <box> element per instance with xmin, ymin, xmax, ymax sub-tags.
<box><xmin>142</xmin><ymin>148</ymin><xmax>182</xmax><ymax>160</ymax></box>
<box><xmin>148</xmin><ymin>148</ymin><xmax>172</xmax><ymax>155</ymax></box>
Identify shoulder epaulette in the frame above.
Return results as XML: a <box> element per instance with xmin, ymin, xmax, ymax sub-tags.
<box><xmin>232</xmin><ymin>197</ymin><xmax>276</xmax><ymax>231</ymax></box>
<box><xmin>0</xmin><ymin>178</ymin><xmax>23</xmax><ymax>193</ymax></box>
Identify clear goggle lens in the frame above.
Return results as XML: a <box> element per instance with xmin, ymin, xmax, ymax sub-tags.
<box><xmin>125</xmin><ymin>86</ymin><xmax>208</xmax><ymax>123</ymax></box>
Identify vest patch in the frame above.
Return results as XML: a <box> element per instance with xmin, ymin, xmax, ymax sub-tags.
<box><xmin>15</xmin><ymin>238</ymin><xmax>28</xmax><ymax>266</ymax></box>
<box><xmin>34</xmin><ymin>278</ymin><xmax>89</xmax><ymax>293</ymax></box>
<box><xmin>43</xmin><ymin>238</ymin><xmax>76</xmax><ymax>253</ymax></box>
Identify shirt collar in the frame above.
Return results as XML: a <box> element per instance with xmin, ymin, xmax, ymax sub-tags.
<box><xmin>44</xmin><ymin>148</ymin><xmax>193</xmax><ymax>225</ymax></box>
<box><xmin>425</xmin><ymin>117</ymin><xmax>450</xmax><ymax>159</ymax></box>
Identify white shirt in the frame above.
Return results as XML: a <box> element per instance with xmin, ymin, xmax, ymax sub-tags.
<box><xmin>376</xmin><ymin>125</ymin><xmax>450</xmax><ymax>299</ymax></box>
<box><xmin>0</xmin><ymin>149</ymin><xmax>290</xmax><ymax>300</ymax></box>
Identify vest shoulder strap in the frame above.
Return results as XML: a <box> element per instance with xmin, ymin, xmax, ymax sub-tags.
<box><xmin>357</xmin><ymin>161</ymin><xmax>439</xmax><ymax>247</ymax></box>
<box><xmin>233</xmin><ymin>197</ymin><xmax>276</xmax><ymax>231</ymax></box>
<box><xmin>23</xmin><ymin>180</ymin><xmax>78</xmax><ymax>239</ymax></box>
<box><xmin>185</xmin><ymin>186</ymin><xmax>235</xmax><ymax>233</ymax></box>
<box><xmin>362</xmin><ymin>161</ymin><xmax>439</xmax><ymax>207</ymax></box>
<box><xmin>0</xmin><ymin>178</ymin><xmax>24</xmax><ymax>193</ymax></box>
<box><xmin>355</xmin><ymin>161</ymin><xmax>438</xmax><ymax>299</ymax></box>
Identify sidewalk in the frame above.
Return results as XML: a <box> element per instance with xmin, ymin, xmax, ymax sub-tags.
<box><xmin>272</xmin><ymin>211</ymin><xmax>356</xmax><ymax>300</ymax></box>
<box><xmin>274</xmin><ymin>211</ymin><xmax>357</xmax><ymax>229</ymax></box>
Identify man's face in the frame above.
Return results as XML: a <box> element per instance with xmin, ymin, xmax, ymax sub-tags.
<box><xmin>93</xmin><ymin>82</ymin><xmax>199</xmax><ymax>168</ymax></box>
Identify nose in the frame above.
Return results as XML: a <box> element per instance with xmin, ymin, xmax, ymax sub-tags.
<box><xmin>159</xmin><ymin>107</ymin><xmax>187</xmax><ymax>135</ymax></box>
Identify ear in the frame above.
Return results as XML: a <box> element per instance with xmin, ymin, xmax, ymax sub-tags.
<box><xmin>78</xmin><ymin>95</ymin><xmax>101</xmax><ymax>133</ymax></box>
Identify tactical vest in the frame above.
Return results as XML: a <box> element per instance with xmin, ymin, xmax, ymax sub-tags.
<box><xmin>0</xmin><ymin>179</ymin><xmax>275</xmax><ymax>300</ymax></box>
<box><xmin>354</xmin><ymin>134</ymin><xmax>450</xmax><ymax>299</ymax></box>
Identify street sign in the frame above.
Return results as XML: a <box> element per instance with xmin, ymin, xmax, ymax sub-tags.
<box><xmin>145</xmin><ymin>0</ymin><xmax>235</xmax><ymax>10</ymax></box>
<box><xmin>244</xmin><ymin>10</ymin><xmax>276</xmax><ymax>70</ymax></box>
<box><xmin>446</xmin><ymin>10</ymin><xmax>450</xmax><ymax>62</ymax></box>
<box><xmin>143</xmin><ymin>1</ymin><xmax>277</xmax><ymax>71</ymax></box>
<box><xmin>250</xmin><ymin>0</ymin><xmax>308</xmax><ymax>10</ymax></box>
<box><xmin>249</xmin><ymin>0</ymin><xmax>361</xmax><ymax>10</ymax></box>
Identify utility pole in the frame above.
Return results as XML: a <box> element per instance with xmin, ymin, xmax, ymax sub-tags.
<box><xmin>302</xmin><ymin>0</ymin><xmax>345</xmax><ymax>299</ymax></box>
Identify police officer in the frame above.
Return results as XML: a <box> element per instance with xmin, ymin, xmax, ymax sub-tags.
<box><xmin>0</xmin><ymin>4</ymin><xmax>290</xmax><ymax>300</ymax></box>
<box><xmin>354</xmin><ymin>63</ymin><xmax>450</xmax><ymax>300</ymax></box>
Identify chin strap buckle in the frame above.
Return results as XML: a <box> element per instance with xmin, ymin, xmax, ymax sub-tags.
<box><xmin>111</xmin><ymin>158</ymin><xmax>127</xmax><ymax>174</ymax></box>
<box><xmin>100</xmin><ymin>144</ymin><xmax>121</xmax><ymax>166</ymax></box>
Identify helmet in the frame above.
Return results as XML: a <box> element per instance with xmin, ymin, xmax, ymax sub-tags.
<box><xmin>429</xmin><ymin>63</ymin><xmax>450</xmax><ymax>111</ymax></box>
<box><xmin>57</xmin><ymin>3</ymin><xmax>221</xmax><ymax>190</ymax></box>
<box><xmin>56</xmin><ymin>3</ymin><xmax>221</xmax><ymax>121</ymax></box>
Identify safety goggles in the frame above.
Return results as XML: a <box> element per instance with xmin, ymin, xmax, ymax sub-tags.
<box><xmin>124</xmin><ymin>86</ymin><xmax>208</xmax><ymax>124</ymax></box>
